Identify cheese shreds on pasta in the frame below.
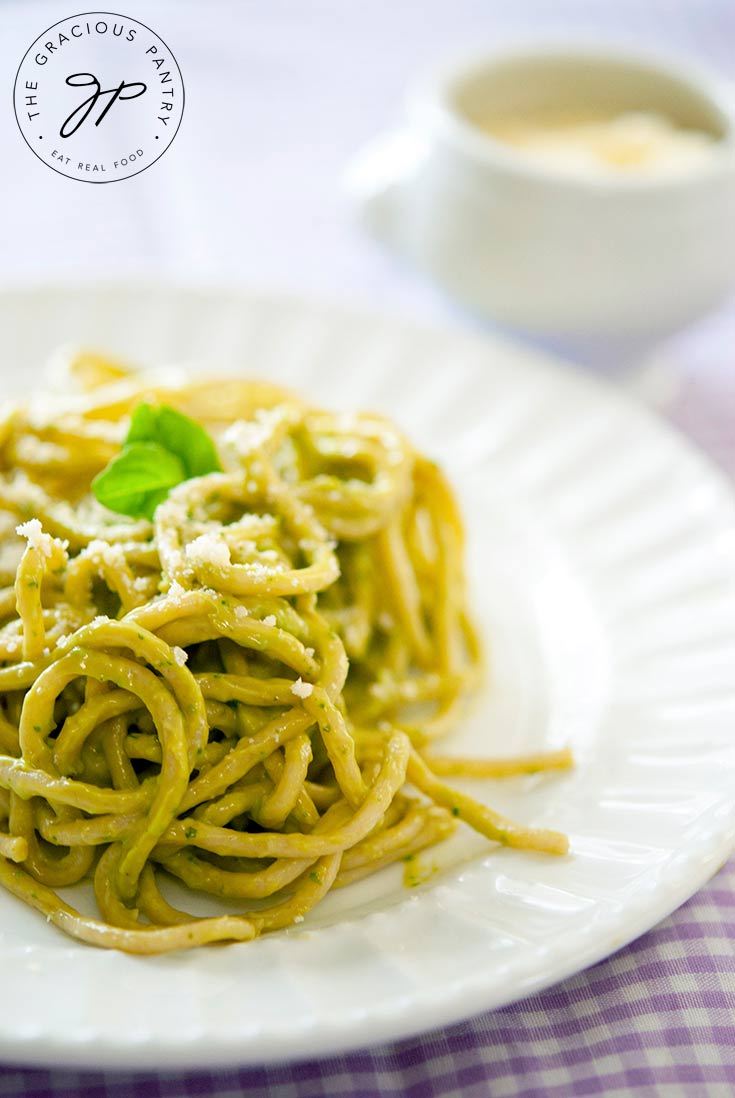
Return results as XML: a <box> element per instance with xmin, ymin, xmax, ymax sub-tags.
<box><xmin>0</xmin><ymin>350</ymin><xmax>571</xmax><ymax>953</ymax></box>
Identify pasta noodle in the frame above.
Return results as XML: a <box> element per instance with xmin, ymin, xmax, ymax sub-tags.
<box><xmin>0</xmin><ymin>350</ymin><xmax>571</xmax><ymax>953</ymax></box>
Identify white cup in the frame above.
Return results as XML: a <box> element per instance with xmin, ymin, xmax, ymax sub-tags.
<box><xmin>347</xmin><ymin>46</ymin><xmax>735</xmax><ymax>356</ymax></box>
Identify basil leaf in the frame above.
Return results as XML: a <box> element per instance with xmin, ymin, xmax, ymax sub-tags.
<box><xmin>127</xmin><ymin>403</ymin><xmax>222</xmax><ymax>478</ymax></box>
<box><xmin>91</xmin><ymin>442</ymin><xmax>186</xmax><ymax>521</ymax></box>
<box><xmin>91</xmin><ymin>401</ymin><xmax>222</xmax><ymax>519</ymax></box>
<box><xmin>124</xmin><ymin>401</ymin><xmax>158</xmax><ymax>444</ymax></box>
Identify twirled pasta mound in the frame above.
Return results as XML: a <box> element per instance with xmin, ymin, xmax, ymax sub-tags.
<box><xmin>0</xmin><ymin>351</ymin><xmax>570</xmax><ymax>952</ymax></box>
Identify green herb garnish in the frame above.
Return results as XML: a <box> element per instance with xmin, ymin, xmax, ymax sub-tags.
<box><xmin>126</xmin><ymin>403</ymin><xmax>221</xmax><ymax>479</ymax></box>
<box><xmin>92</xmin><ymin>402</ymin><xmax>222</xmax><ymax>520</ymax></box>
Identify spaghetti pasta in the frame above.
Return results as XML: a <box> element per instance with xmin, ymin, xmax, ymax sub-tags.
<box><xmin>0</xmin><ymin>350</ymin><xmax>571</xmax><ymax>953</ymax></box>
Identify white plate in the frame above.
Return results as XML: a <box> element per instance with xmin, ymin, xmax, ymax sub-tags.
<box><xmin>0</xmin><ymin>285</ymin><xmax>734</xmax><ymax>1070</ymax></box>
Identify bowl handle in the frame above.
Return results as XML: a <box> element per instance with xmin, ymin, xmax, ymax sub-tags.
<box><xmin>344</xmin><ymin>130</ymin><xmax>427</xmax><ymax>248</ymax></box>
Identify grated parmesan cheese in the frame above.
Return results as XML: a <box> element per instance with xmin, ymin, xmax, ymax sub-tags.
<box><xmin>86</xmin><ymin>538</ymin><xmax>125</xmax><ymax>570</ymax></box>
<box><xmin>290</xmin><ymin>677</ymin><xmax>313</xmax><ymax>699</ymax></box>
<box><xmin>16</xmin><ymin>518</ymin><xmax>45</xmax><ymax>550</ymax></box>
<box><xmin>304</xmin><ymin>647</ymin><xmax>315</xmax><ymax>659</ymax></box>
<box><xmin>16</xmin><ymin>518</ymin><xmax>62</xmax><ymax>559</ymax></box>
<box><xmin>185</xmin><ymin>534</ymin><xmax>231</xmax><ymax>570</ymax></box>
<box><xmin>173</xmin><ymin>646</ymin><xmax>188</xmax><ymax>667</ymax></box>
<box><xmin>262</xmin><ymin>614</ymin><xmax>277</xmax><ymax>628</ymax></box>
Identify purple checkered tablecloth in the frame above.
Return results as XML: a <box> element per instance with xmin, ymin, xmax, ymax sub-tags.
<box><xmin>1</xmin><ymin>1</ymin><xmax>735</xmax><ymax>1094</ymax></box>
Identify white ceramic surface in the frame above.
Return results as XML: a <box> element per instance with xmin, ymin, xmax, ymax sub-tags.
<box><xmin>347</xmin><ymin>45</ymin><xmax>735</xmax><ymax>347</ymax></box>
<box><xmin>0</xmin><ymin>285</ymin><xmax>734</xmax><ymax>1070</ymax></box>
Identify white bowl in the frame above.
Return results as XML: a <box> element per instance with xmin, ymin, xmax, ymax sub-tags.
<box><xmin>347</xmin><ymin>45</ymin><xmax>735</xmax><ymax>351</ymax></box>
